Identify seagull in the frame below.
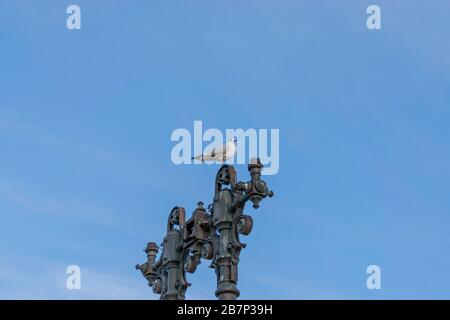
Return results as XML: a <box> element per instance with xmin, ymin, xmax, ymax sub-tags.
<box><xmin>191</xmin><ymin>138</ymin><xmax>237</xmax><ymax>163</ymax></box>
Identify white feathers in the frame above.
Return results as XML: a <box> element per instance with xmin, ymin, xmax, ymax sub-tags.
<box><xmin>192</xmin><ymin>138</ymin><xmax>237</xmax><ymax>163</ymax></box>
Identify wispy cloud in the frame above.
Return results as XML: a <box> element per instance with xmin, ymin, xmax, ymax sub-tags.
<box><xmin>0</xmin><ymin>120</ymin><xmax>162</xmax><ymax>187</ymax></box>
<box><xmin>0</xmin><ymin>256</ymin><xmax>152</xmax><ymax>299</ymax></box>
<box><xmin>0</xmin><ymin>178</ymin><xmax>134</xmax><ymax>232</ymax></box>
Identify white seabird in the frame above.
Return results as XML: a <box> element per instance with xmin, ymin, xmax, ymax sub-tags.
<box><xmin>191</xmin><ymin>138</ymin><xmax>237</xmax><ymax>163</ymax></box>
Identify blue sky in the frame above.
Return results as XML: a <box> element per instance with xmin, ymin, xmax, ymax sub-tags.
<box><xmin>1</xmin><ymin>0</ymin><xmax>450</xmax><ymax>299</ymax></box>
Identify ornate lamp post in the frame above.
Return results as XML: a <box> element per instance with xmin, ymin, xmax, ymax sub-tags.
<box><xmin>136</xmin><ymin>158</ymin><xmax>273</xmax><ymax>300</ymax></box>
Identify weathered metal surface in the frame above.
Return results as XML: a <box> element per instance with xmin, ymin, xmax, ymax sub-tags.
<box><xmin>136</xmin><ymin>157</ymin><xmax>273</xmax><ymax>300</ymax></box>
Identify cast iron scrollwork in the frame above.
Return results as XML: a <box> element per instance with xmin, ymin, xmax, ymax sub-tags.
<box><xmin>136</xmin><ymin>158</ymin><xmax>273</xmax><ymax>300</ymax></box>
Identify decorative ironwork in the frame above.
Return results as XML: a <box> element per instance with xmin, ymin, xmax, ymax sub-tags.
<box><xmin>136</xmin><ymin>158</ymin><xmax>273</xmax><ymax>300</ymax></box>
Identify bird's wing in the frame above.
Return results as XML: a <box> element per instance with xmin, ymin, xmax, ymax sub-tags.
<box><xmin>193</xmin><ymin>142</ymin><xmax>234</xmax><ymax>162</ymax></box>
<box><xmin>203</xmin><ymin>152</ymin><xmax>224</xmax><ymax>161</ymax></box>
<box><xmin>215</xmin><ymin>143</ymin><xmax>228</xmax><ymax>154</ymax></box>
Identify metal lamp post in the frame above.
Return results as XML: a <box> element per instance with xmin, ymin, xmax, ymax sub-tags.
<box><xmin>135</xmin><ymin>158</ymin><xmax>273</xmax><ymax>300</ymax></box>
